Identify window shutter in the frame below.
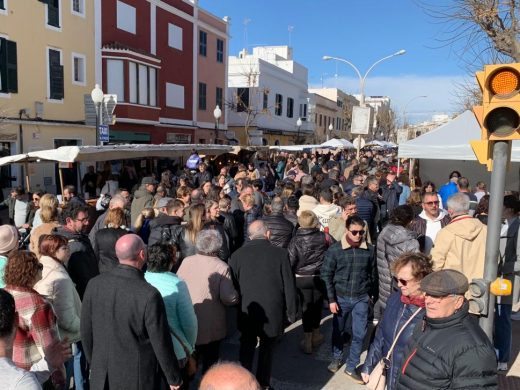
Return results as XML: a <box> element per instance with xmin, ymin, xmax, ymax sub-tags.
<box><xmin>6</xmin><ymin>40</ymin><xmax>17</xmax><ymax>93</ymax></box>
<box><xmin>49</xmin><ymin>50</ymin><xmax>63</xmax><ymax>99</ymax></box>
<box><xmin>48</xmin><ymin>0</ymin><xmax>60</xmax><ymax>27</ymax></box>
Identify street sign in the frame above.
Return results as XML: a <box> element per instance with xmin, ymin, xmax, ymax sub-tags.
<box><xmin>351</xmin><ymin>106</ymin><xmax>372</xmax><ymax>135</ymax></box>
<box><xmin>352</xmin><ymin>137</ymin><xmax>365</xmax><ymax>149</ymax></box>
<box><xmin>99</xmin><ymin>124</ymin><xmax>109</xmax><ymax>143</ymax></box>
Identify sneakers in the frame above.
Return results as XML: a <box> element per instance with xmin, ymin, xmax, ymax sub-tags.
<box><xmin>344</xmin><ymin>369</ymin><xmax>364</xmax><ymax>384</ymax></box>
<box><xmin>497</xmin><ymin>362</ymin><xmax>508</xmax><ymax>371</ymax></box>
<box><xmin>327</xmin><ymin>359</ymin><xmax>342</xmax><ymax>373</ymax></box>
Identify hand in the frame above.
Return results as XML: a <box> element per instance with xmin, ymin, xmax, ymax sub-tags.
<box><xmin>329</xmin><ymin>302</ymin><xmax>339</xmax><ymax>314</ymax></box>
<box><xmin>44</xmin><ymin>338</ymin><xmax>72</xmax><ymax>368</ymax></box>
<box><xmin>361</xmin><ymin>372</ymin><xmax>370</xmax><ymax>383</ymax></box>
<box><xmin>170</xmin><ymin>385</ymin><xmax>181</xmax><ymax>390</ymax></box>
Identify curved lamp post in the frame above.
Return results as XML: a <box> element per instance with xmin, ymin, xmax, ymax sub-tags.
<box><xmin>91</xmin><ymin>84</ymin><xmax>104</xmax><ymax>146</ymax></box>
<box><xmin>402</xmin><ymin>95</ymin><xmax>427</xmax><ymax>128</ymax></box>
<box><xmin>296</xmin><ymin>117</ymin><xmax>302</xmax><ymax>144</ymax></box>
<box><xmin>328</xmin><ymin>122</ymin><xmax>334</xmax><ymax>141</ymax></box>
<box><xmin>323</xmin><ymin>49</ymin><xmax>406</xmax><ymax>158</ymax></box>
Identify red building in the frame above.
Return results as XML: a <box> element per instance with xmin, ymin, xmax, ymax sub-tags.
<box><xmin>100</xmin><ymin>0</ymin><xmax>228</xmax><ymax>144</ymax></box>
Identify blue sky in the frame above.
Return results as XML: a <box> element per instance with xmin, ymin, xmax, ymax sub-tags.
<box><xmin>199</xmin><ymin>0</ymin><xmax>473</xmax><ymax>123</ymax></box>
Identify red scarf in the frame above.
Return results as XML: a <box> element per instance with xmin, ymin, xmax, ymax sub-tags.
<box><xmin>346</xmin><ymin>236</ymin><xmax>362</xmax><ymax>248</ymax></box>
<box><xmin>401</xmin><ymin>294</ymin><xmax>426</xmax><ymax>307</ymax></box>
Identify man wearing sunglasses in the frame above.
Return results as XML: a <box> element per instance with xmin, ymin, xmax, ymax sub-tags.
<box><xmin>409</xmin><ymin>191</ymin><xmax>450</xmax><ymax>254</ymax></box>
<box><xmin>321</xmin><ymin>215</ymin><xmax>377</xmax><ymax>383</ymax></box>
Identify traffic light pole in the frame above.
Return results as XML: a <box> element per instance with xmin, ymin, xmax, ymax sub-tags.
<box><xmin>480</xmin><ymin>140</ymin><xmax>510</xmax><ymax>340</ymax></box>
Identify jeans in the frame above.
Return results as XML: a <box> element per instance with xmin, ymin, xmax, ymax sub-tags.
<box><xmin>64</xmin><ymin>341</ymin><xmax>89</xmax><ymax>390</ymax></box>
<box><xmin>296</xmin><ymin>276</ymin><xmax>325</xmax><ymax>332</ymax></box>
<box><xmin>331</xmin><ymin>294</ymin><xmax>369</xmax><ymax>372</ymax></box>
<box><xmin>494</xmin><ymin>303</ymin><xmax>512</xmax><ymax>363</ymax></box>
<box><xmin>239</xmin><ymin>333</ymin><xmax>278</xmax><ymax>387</ymax></box>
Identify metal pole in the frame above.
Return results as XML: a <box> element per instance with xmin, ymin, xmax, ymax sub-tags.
<box><xmin>480</xmin><ymin>140</ymin><xmax>510</xmax><ymax>340</ymax></box>
<box><xmin>95</xmin><ymin>101</ymin><xmax>101</xmax><ymax>146</ymax></box>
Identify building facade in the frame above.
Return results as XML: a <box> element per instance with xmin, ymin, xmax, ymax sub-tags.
<box><xmin>101</xmin><ymin>0</ymin><xmax>228</xmax><ymax>144</ymax></box>
<box><xmin>227</xmin><ymin>46</ymin><xmax>314</xmax><ymax>145</ymax></box>
<box><xmin>0</xmin><ymin>0</ymin><xmax>96</xmax><ymax>193</ymax></box>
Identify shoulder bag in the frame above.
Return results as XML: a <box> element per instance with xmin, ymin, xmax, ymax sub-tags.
<box><xmin>366</xmin><ymin>306</ymin><xmax>423</xmax><ymax>390</ymax></box>
<box><xmin>169</xmin><ymin>326</ymin><xmax>198</xmax><ymax>377</ymax></box>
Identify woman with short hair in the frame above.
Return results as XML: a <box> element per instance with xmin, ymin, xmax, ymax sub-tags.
<box><xmin>177</xmin><ymin>229</ymin><xmax>239</xmax><ymax>373</ymax></box>
<box><xmin>30</xmin><ymin>194</ymin><xmax>60</xmax><ymax>257</ymax></box>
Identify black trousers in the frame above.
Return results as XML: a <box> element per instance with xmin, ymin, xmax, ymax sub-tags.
<box><xmin>296</xmin><ymin>275</ymin><xmax>325</xmax><ymax>332</ymax></box>
<box><xmin>239</xmin><ymin>332</ymin><xmax>278</xmax><ymax>387</ymax></box>
<box><xmin>196</xmin><ymin>339</ymin><xmax>221</xmax><ymax>374</ymax></box>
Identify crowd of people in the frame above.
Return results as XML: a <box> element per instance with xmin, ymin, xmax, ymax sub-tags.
<box><xmin>0</xmin><ymin>146</ymin><xmax>515</xmax><ymax>390</ymax></box>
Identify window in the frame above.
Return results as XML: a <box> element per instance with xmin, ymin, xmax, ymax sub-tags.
<box><xmin>319</xmin><ymin>114</ymin><xmax>322</xmax><ymax>126</ymax></box>
<box><xmin>275</xmin><ymin>94</ymin><xmax>283</xmax><ymax>116</ymax></box>
<box><xmin>286</xmin><ymin>97</ymin><xmax>294</xmax><ymax>118</ymax></box>
<box><xmin>263</xmin><ymin>92</ymin><xmax>268</xmax><ymax>110</ymax></box>
<box><xmin>72</xmin><ymin>53</ymin><xmax>85</xmax><ymax>85</ymax></box>
<box><xmin>168</xmin><ymin>23</ymin><xmax>183</xmax><ymax>51</ymax></box>
<box><xmin>128</xmin><ymin>61</ymin><xmax>156</xmax><ymax>106</ymax></box>
<box><xmin>71</xmin><ymin>0</ymin><xmax>84</xmax><ymax>16</ymax></box>
<box><xmin>199</xmin><ymin>30</ymin><xmax>207</xmax><ymax>56</ymax></box>
<box><xmin>0</xmin><ymin>38</ymin><xmax>17</xmax><ymax>93</ymax></box>
<box><xmin>116</xmin><ymin>1</ymin><xmax>136</xmax><ymax>34</ymax></box>
<box><xmin>216</xmin><ymin>39</ymin><xmax>224</xmax><ymax>63</ymax></box>
<box><xmin>166</xmin><ymin>83</ymin><xmax>184</xmax><ymax>108</ymax></box>
<box><xmin>237</xmin><ymin>88</ymin><xmax>249</xmax><ymax>112</ymax></box>
<box><xmin>48</xmin><ymin>48</ymin><xmax>63</xmax><ymax>100</ymax></box>
<box><xmin>198</xmin><ymin>82</ymin><xmax>207</xmax><ymax>110</ymax></box>
<box><xmin>299</xmin><ymin>104</ymin><xmax>307</xmax><ymax>120</ymax></box>
<box><xmin>45</xmin><ymin>0</ymin><xmax>60</xmax><ymax>28</ymax></box>
<box><xmin>106</xmin><ymin>59</ymin><xmax>124</xmax><ymax>102</ymax></box>
<box><xmin>0</xmin><ymin>0</ymin><xmax>6</xmax><ymax>11</ymax></box>
<box><xmin>216</xmin><ymin>87</ymin><xmax>223</xmax><ymax>109</ymax></box>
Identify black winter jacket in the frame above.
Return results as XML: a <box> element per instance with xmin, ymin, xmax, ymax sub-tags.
<box><xmin>94</xmin><ymin>227</ymin><xmax>130</xmax><ymax>273</ymax></box>
<box><xmin>174</xmin><ymin>222</ymin><xmax>230</xmax><ymax>264</ymax></box>
<box><xmin>53</xmin><ymin>226</ymin><xmax>99</xmax><ymax>299</ymax></box>
<box><xmin>218</xmin><ymin>212</ymin><xmax>238</xmax><ymax>252</ymax></box>
<box><xmin>147</xmin><ymin>214</ymin><xmax>183</xmax><ymax>247</ymax></box>
<box><xmin>262</xmin><ymin>212</ymin><xmax>295</xmax><ymax>249</ymax></box>
<box><xmin>397</xmin><ymin>301</ymin><xmax>498</xmax><ymax>390</ymax></box>
<box><xmin>288</xmin><ymin>228</ymin><xmax>334</xmax><ymax>275</ymax></box>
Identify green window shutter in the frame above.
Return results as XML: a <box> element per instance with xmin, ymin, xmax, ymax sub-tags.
<box><xmin>48</xmin><ymin>0</ymin><xmax>60</xmax><ymax>27</ymax></box>
<box><xmin>0</xmin><ymin>38</ymin><xmax>17</xmax><ymax>93</ymax></box>
<box><xmin>49</xmin><ymin>50</ymin><xmax>63</xmax><ymax>99</ymax></box>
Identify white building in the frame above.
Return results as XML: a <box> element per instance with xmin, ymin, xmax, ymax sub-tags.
<box><xmin>227</xmin><ymin>46</ymin><xmax>314</xmax><ymax>145</ymax></box>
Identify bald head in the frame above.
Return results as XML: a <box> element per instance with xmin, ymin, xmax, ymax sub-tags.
<box><xmin>115</xmin><ymin>234</ymin><xmax>145</xmax><ymax>265</ymax></box>
<box><xmin>199</xmin><ymin>362</ymin><xmax>260</xmax><ymax>390</ymax></box>
<box><xmin>248</xmin><ymin>220</ymin><xmax>269</xmax><ymax>240</ymax></box>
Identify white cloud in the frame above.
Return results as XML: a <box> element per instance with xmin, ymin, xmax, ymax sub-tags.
<box><xmin>310</xmin><ymin>74</ymin><xmax>472</xmax><ymax>123</ymax></box>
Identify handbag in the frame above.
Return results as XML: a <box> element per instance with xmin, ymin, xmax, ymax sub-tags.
<box><xmin>99</xmin><ymin>182</ymin><xmax>112</xmax><ymax>209</ymax></box>
<box><xmin>366</xmin><ymin>307</ymin><xmax>423</xmax><ymax>390</ymax></box>
<box><xmin>169</xmin><ymin>327</ymin><xmax>197</xmax><ymax>377</ymax></box>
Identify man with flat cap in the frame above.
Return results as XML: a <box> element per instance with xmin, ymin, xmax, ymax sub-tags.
<box><xmin>397</xmin><ymin>269</ymin><xmax>497</xmax><ymax>390</ymax></box>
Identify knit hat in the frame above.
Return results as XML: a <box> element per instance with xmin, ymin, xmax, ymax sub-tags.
<box><xmin>0</xmin><ymin>225</ymin><xmax>18</xmax><ymax>254</ymax></box>
<box><xmin>297</xmin><ymin>195</ymin><xmax>319</xmax><ymax>217</ymax></box>
<box><xmin>420</xmin><ymin>269</ymin><xmax>468</xmax><ymax>297</ymax></box>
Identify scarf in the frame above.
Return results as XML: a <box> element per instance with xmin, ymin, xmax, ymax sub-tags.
<box><xmin>400</xmin><ymin>294</ymin><xmax>426</xmax><ymax>308</ymax></box>
<box><xmin>346</xmin><ymin>236</ymin><xmax>362</xmax><ymax>248</ymax></box>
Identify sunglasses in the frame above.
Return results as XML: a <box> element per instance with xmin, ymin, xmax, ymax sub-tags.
<box><xmin>424</xmin><ymin>201</ymin><xmax>440</xmax><ymax>206</ymax></box>
<box><xmin>394</xmin><ymin>277</ymin><xmax>414</xmax><ymax>286</ymax></box>
<box><xmin>349</xmin><ymin>229</ymin><xmax>365</xmax><ymax>236</ymax></box>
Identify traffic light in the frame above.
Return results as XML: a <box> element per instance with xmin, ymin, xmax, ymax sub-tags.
<box><xmin>471</xmin><ymin>63</ymin><xmax>520</xmax><ymax>170</ymax></box>
<box><xmin>468</xmin><ymin>278</ymin><xmax>489</xmax><ymax>316</ymax></box>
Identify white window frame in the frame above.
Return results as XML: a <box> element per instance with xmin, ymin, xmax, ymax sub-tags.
<box><xmin>166</xmin><ymin>83</ymin><xmax>184</xmax><ymax>109</ymax></box>
<box><xmin>168</xmin><ymin>23</ymin><xmax>183</xmax><ymax>51</ymax></box>
<box><xmin>46</xmin><ymin>46</ymin><xmax>64</xmax><ymax>103</ymax></box>
<box><xmin>0</xmin><ymin>0</ymin><xmax>8</xmax><ymax>16</ymax></box>
<box><xmin>106</xmin><ymin>59</ymin><xmax>125</xmax><ymax>103</ymax></box>
<box><xmin>45</xmin><ymin>0</ymin><xmax>62</xmax><ymax>32</ymax></box>
<box><xmin>71</xmin><ymin>52</ymin><xmax>86</xmax><ymax>86</ymax></box>
<box><xmin>71</xmin><ymin>0</ymin><xmax>85</xmax><ymax>18</ymax></box>
<box><xmin>116</xmin><ymin>0</ymin><xmax>136</xmax><ymax>34</ymax></box>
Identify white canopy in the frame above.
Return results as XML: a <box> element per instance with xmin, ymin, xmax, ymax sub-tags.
<box><xmin>320</xmin><ymin>138</ymin><xmax>355</xmax><ymax>149</ymax></box>
<box><xmin>269</xmin><ymin>145</ymin><xmax>321</xmax><ymax>151</ymax></box>
<box><xmin>366</xmin><ymin>140</ymin><xmax>396</xmax><ymax>148</ymax></box>
<box><xmin>0</xmin><ymin>144</ymin><xmax>233</xmax><ymax>166</ymax></box>
<box><xmin>398</xmin><ymin>110</ymin><xmax>520</xmax><ymax>161</ymax></box>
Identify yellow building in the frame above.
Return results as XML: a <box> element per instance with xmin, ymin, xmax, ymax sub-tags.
<box><xmin>0</xmin><ymin>0</ymin><xmax>96</xmax><ymax>194</ymax></box>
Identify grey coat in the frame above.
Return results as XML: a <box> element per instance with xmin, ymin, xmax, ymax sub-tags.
<box><xmin>376</xmin><ymin>224</ymin><xmax>419</xmax><ymax>308</ymax></box>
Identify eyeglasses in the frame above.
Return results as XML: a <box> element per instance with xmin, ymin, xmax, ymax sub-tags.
<box><xmin>349</xmin><ymin>229</ymin><xmax>365</xmax><ymax>236</ymax></box>
<box><xmin>394</xmin><ymin>277</ymin><xmax>414</xmax><ymax>286</ymax></box>
<box><xmin>424</xmin><ymin>201</ymin><xmax>440</xmax><ymax>206</ymax></box>
<box><xmin>33</xmin><ymin>197</ymin><xmax>40</xmax><ymax>201</ymax></box>
<box><xmin>75</xmin><ymin>217</ymin><xmax>89</xmax><ymax>223</ymax></box>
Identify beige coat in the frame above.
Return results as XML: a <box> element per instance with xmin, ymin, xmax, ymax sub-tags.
<box><xmin>34</xmin><ymin>255</ymin><xmax>82</xmax><ymax>342</ymax></box>
<box><xmin>177</xmin><ymin>253</ymin><xmax>238</xmax><ymax>345</ymax></box>
<box><xmin>431</xmin><ymin>215</ymin><xmax>487</xmax><ymax>296</ymax></box>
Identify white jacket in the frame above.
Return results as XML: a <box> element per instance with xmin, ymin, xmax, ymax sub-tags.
<box><xmin>312</xmin><ymin>203</ymin><xmax>342</xmax><ymax>230</ymax></box>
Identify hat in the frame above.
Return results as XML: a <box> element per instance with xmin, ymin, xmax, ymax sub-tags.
<box><xmin>156</xmin><ymin>197</ymin><xmax>174</xmax><ymax>209</ymax></box>
<box><xmin>0</xmin><ymin>225</ymin><xmax>18</xmax><ymax>254</ymax></box>
<box><xmin>142</xmin><ymin>177</ymin><xmax>158</xmax><ymax>185</ymax></box>
<box><xmin>420</xmin><ymin>269</ymin><xmax>468</xmax><ymax>297</ymax></box>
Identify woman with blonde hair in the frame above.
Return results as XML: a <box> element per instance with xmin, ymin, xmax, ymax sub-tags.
<box><xmin>94</xmin><ymin>208</ymin><xmax>130</xmax><ymax>273</ymax></box>
<box><xmin>30</xmin><ymin>193</ymin><xmax>60</xmax><ymax>257</ymax></box>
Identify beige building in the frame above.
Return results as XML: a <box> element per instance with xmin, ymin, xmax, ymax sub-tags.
<box><xmin>0</xmin><ymin>0</ymin><xmax>96</xmax><ymax>194</ymax></box>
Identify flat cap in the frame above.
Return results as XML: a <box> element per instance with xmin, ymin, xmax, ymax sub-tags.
<box><xmin>156</xmin><ymin>197</ymin><xmax>174</xmax><ymax>209</ymax></box>
<box><xmin>420</xmin><ymin>269</ymin><xmax>468</xmax><ymax>297</ymax></box>
<box><xmin>142</xmin><ymin>177</ymin><xmax>158</xmax><ymax>185</ymax></box>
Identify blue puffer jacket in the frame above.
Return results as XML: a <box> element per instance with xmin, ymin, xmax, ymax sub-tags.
<box><xmin>361</xmin><ymin>292</ymin><xmax>425</xmax><ymax>390</ymax></box>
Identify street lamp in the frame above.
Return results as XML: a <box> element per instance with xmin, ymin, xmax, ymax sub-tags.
<box><xmin>91</xmin><ymin>84</ymin><xmax>104</xmax><ymax>146</ymax></box>
<box><xmin>323</xmin><ymin>49</ymin><xmax>406</xmax><ymax>158</ymax></box>
<box><xmin>213</xmin><ymin>105</ymin><xmax>222</xmax><ymax>144</ymax></box>
<box><xmin>402</xmin><ymin>95</ymin><xmax>427</xmax><ymax>128</ymax></box>
<box><xmin>296</xmin><ymin>117</ymin><xmax>302</xmax><ymax>144</ymax></box>
<box><xmin>328</xmin><ymin>123</ymin><xmax>333</xmax><ymax>141</ymax></box>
